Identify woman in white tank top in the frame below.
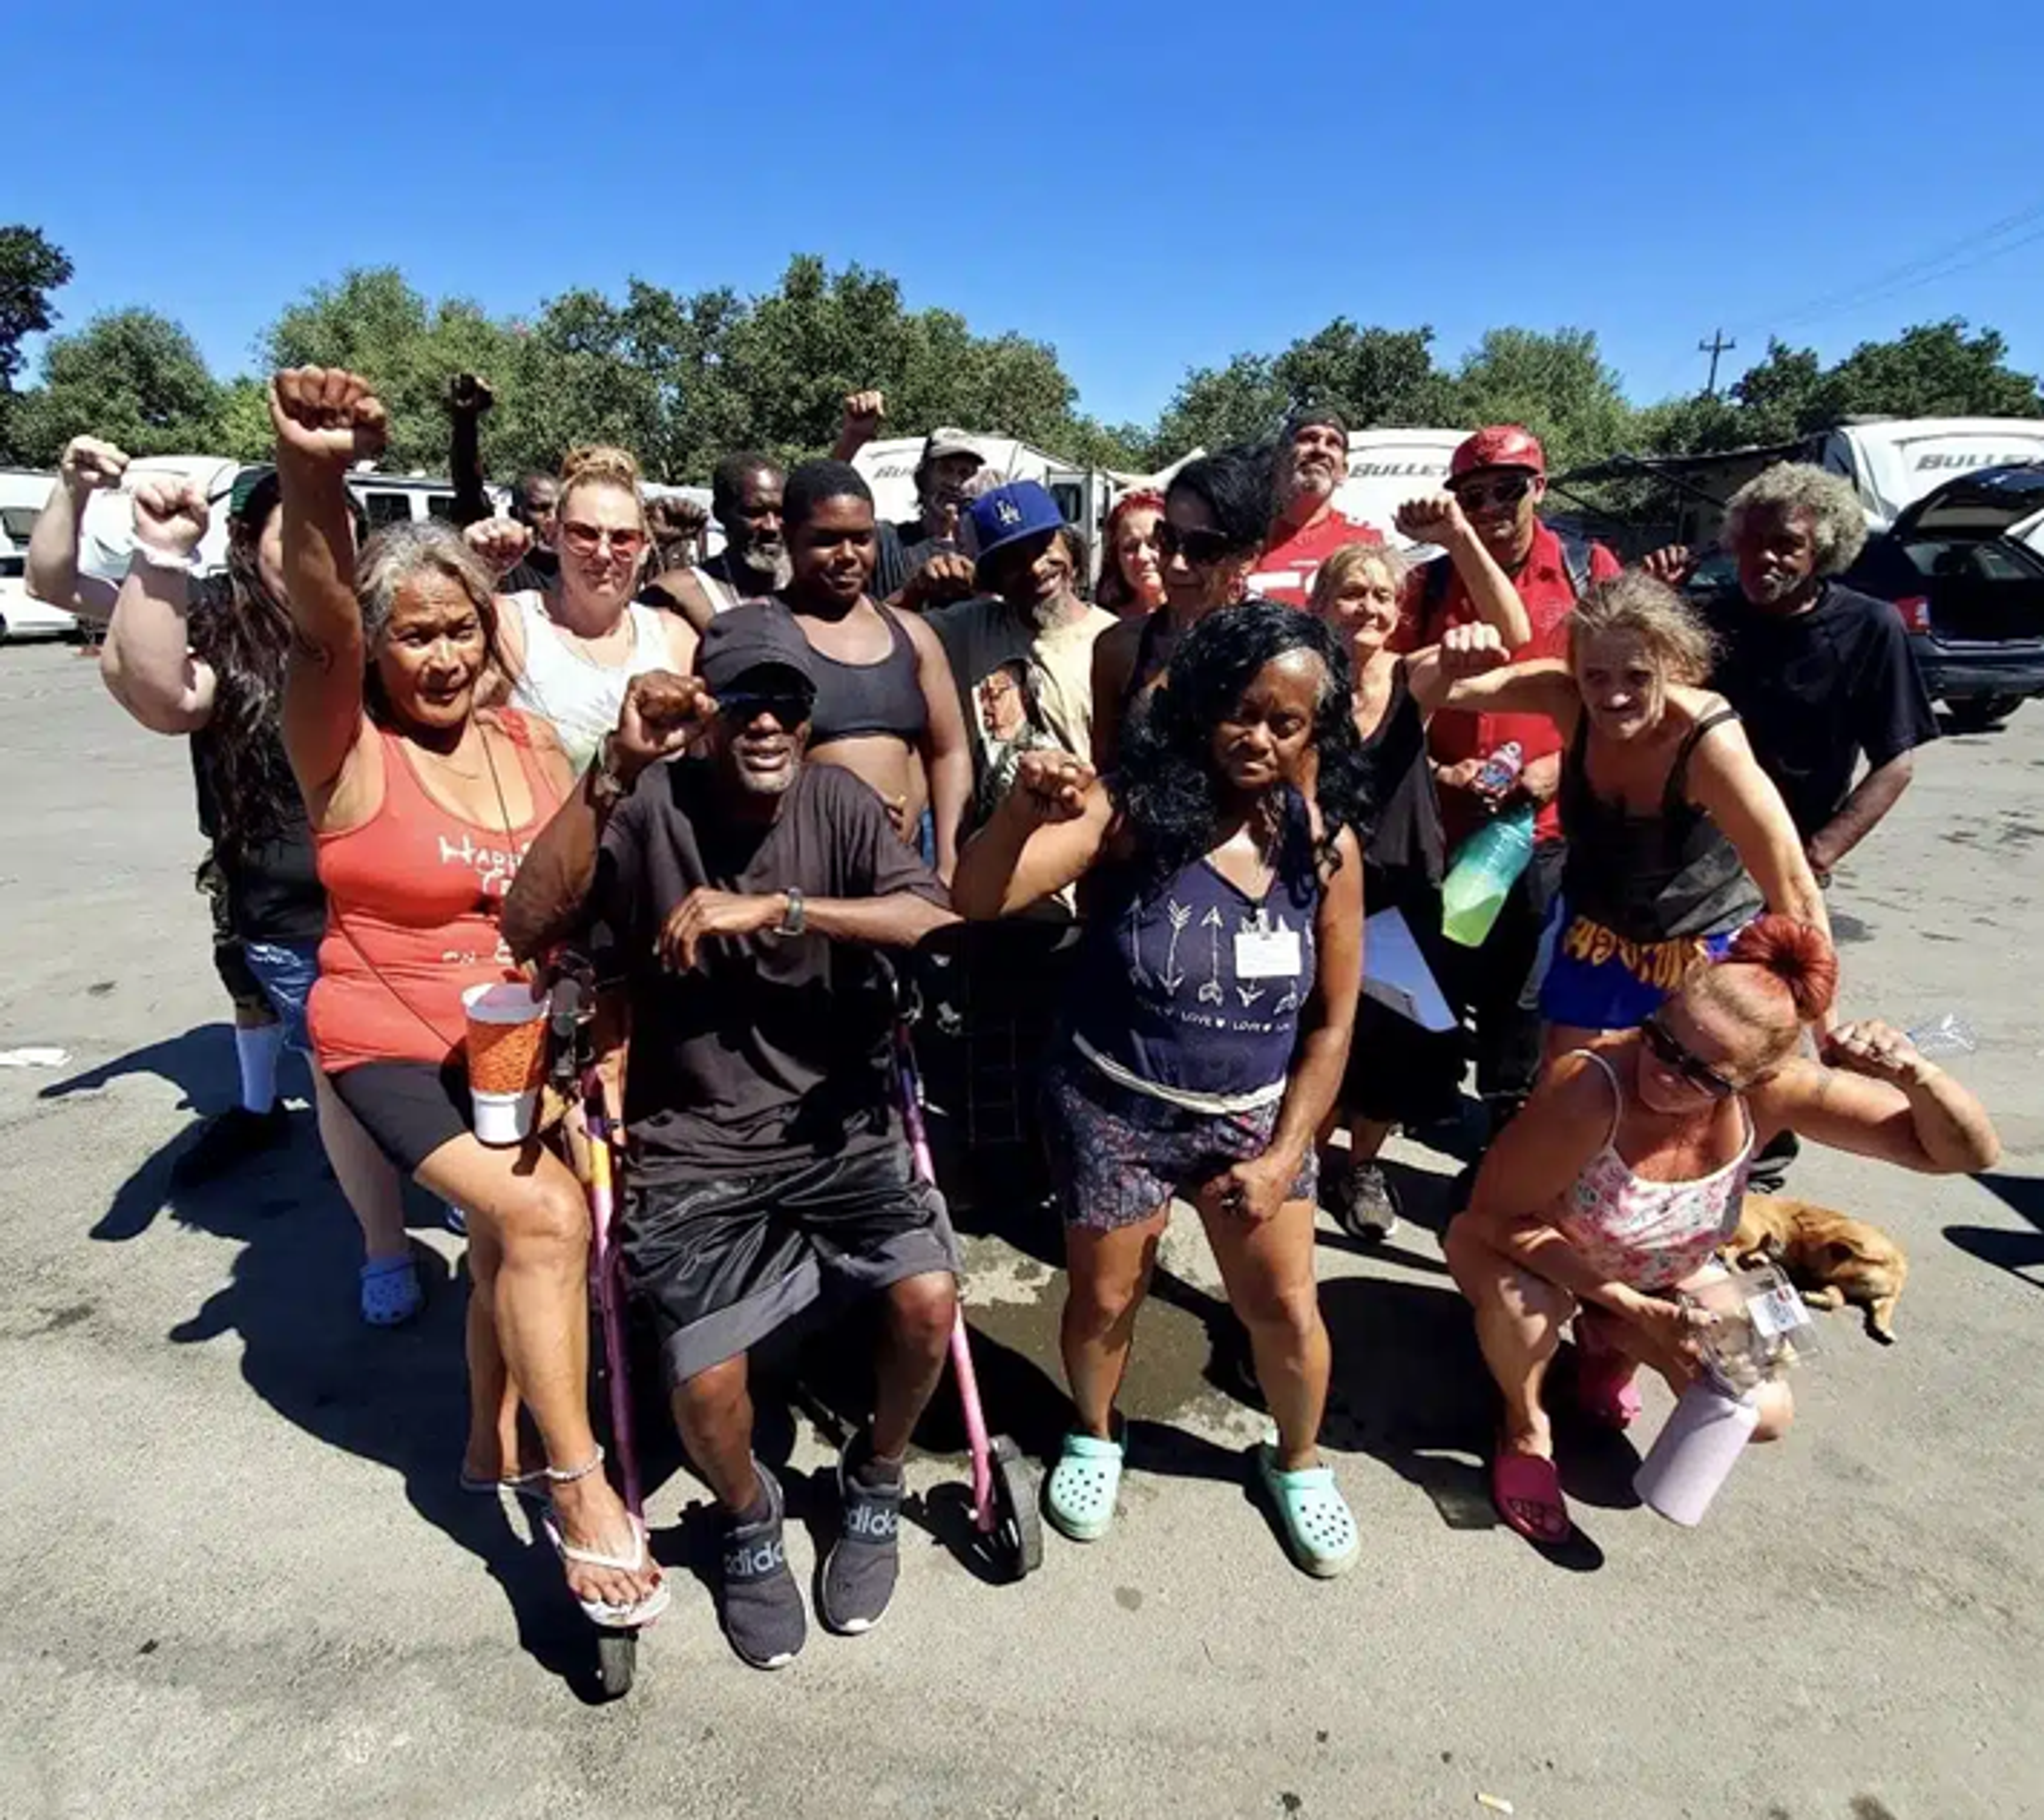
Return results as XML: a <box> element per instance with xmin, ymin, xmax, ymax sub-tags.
<box><xmin>474</xmin><ymin>447</ymin><xmax>698</xmax><ymax>771</ymax></box>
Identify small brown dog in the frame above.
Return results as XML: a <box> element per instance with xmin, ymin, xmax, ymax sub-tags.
<box><xmin>1729</xmin><ymin>1193</ymin><xmax>1909</xmax><ymax>1344</ymax></box>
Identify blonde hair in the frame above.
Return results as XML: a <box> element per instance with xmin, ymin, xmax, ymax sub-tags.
<box><xmin>557</xmin><ymin>444</ymin><xmax>649</xmax><ymax>534</ymax></box>
<box><xmin>1567</xmin><ymin>571</ymin><xmax>1716</xmax><ymax>687</ymax></box>
<box><xmin>1309</xmin><ymin>540</ymin><xmax>1410</xmax><ymax>617</ymax></box>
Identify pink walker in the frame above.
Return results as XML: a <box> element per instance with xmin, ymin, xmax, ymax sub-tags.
<box><xmin>549</xmin><ymin>969</ymin><xmax>1041</xmax><ymax>1701</ymax></box>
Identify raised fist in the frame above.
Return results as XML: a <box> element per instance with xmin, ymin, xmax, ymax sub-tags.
<box><xmin>1640</xmin><ymin>545</ymin><xmax>1695</xmax><ymax>587</ymax></box>
<box><xmin>1010</xmin><ymin>749</ymin><xmax>1095</xmax><ymax>826</ymax></box>
<box><xmin>1394</xmin><ymin>492</ymin><xmax>1472</xmax><ymax>547</ymax></box>
<box><xmin>841</xmin><ymin>390</ymin><xmax>886</xmax><ymax>437</ymax></box>
<box><xmin>613</xmin><ymin>670</ymin><xmax>714</xmax><ymax>783</ymax></box>
<box><xmin>463</xmin><ymin>515</ymin><xmax>534</xmax><ymax>577</ymax></box>
<box><xmin>268</xmin><ymin>367</ymin><xmax>389</xmax><ymax>467</ymax></box>
<box><xmin>448</xmin><ymin>372</ymin><xmax>494</xmax><ymax>416</ymax></box>
<box><xmin>902</xmin><ymin>551</ymin><xmax>978</xmax><ymax>610</ymax></box>
<box><xmin>131</xmin><ymin>478</ymin><xmax>211</xmax><ymax>558</ymax></box>
<box><xmin>1436</xmin><ymin>621</ymin><xmax>1511</xmax><ymax>677</ymax></box>
<box><xmin>60</xmin><ymin>436</ymin><xmax>130</xmax><ymax>492</ymax></box>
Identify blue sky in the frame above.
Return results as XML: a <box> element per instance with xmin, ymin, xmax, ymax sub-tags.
<box><xmin>9</xmin><ymin>0</ymin><xmax>2042</xmax><ymax>429</ymax></box>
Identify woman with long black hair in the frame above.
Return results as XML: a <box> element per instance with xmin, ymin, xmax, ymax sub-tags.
<box><xmin>98</xmin><ymin>466</ymin><xmax>415</xmax><ymax>1323</ymax></box>
<box><xmin>954</xmin><ymin>602</ymin><xmax>1369</xmax><ymax>1577</ymax></box>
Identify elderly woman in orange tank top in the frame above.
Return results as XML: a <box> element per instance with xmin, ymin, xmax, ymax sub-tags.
<box><xmin>270</xmin><ymin>366</ymin><xmax>690</xmax><ymax>1632</ymax></box>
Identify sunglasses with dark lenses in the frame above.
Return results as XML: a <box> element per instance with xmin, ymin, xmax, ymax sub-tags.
<box><xmin>1641</xmin><ymin>1017</ymin><xmax>1737</xmax><ymax>1099</ymax></box>
<box><xmin>559</xmin><ymin>521</ymin><xmax>649</xmax><ymax>558</ymax></box>
<box><xmin>716</xmin><ymin>689</ymin><xmax>812</xmax><ymax>727</ymax></box>
<box><xmin>1449</xmin><ymin>473</ymin><xmax>1535</xmax><ymax>513</ymax></box>
<box><xmin>1156</xmin><ymin>521</ymin><xmax>1241</xmax><ymax>566</ymax></box>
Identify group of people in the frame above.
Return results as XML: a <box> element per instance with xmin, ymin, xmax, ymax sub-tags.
<box><xmin>28</xmin><ymin>375</ymin><xmax>1999</xmax><ymax>1672</ymax></box>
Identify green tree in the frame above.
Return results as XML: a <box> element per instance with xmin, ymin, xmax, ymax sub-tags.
<box><xmin>1147</xmin><ymin>353</ymin><xmax>1287</xmax><ymax>462</ymax></box>
<box><xmin>1450</xmin><ymin>327</ymin><xmax>1633</xmax><ymax>475</ymax></box>
<box><xmin>1821</xmin><ymin>318</ymin><xmax>2042</xmax><ymax>424</ymax></box>
<box><xmin>261</xmin><ymin>267</ymin><xmax>518</xmax><ymax>471</ymax></box>
<box><xmin>1270</xmin><ymin>320</ymin><xmax>1458</xmax><ymax>430</ymax></box>
<box><xmin>10</xmin><ymin>309</ymin><xmax>223</xmax><ymax>463</ymax></box>
<box><xmin>0</xmin><ymin>226</ymin><xmax>75</xmax><ymax>459</ymax></box>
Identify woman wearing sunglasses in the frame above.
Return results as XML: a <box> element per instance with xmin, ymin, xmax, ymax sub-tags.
<box><xmin>469</xmin><ymin>444</ymin><xmax>697</xmax><ymax>771</ymax></box>
<box><xmin>1445</xmin><ymin>915</ymin><xmax>1998</xmax><ymax>1545</ymax></box>
<box><xmin>1439</xmin><ymin>572</ymin><xmax>1828</xmax><ymax>1057</ymax></box>
<box><xmin>1090</xmin><ymin>449</ymin><xmax>1269</xmax><ymax>772</ymax></box>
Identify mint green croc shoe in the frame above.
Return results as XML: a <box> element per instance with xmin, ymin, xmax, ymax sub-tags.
<box><xmin>1255</xmin><ymin>1443</ymin><xmax>1359</xmax><ymax>1578</ymax></box>
<box><xmin>1046</xmin><ymin>1431</ymin><xmax>1124</xmax><ymax>1542</ymax></box>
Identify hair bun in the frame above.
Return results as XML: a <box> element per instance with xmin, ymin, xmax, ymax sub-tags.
<box><xmin>559</xmin><ymin>444</ymin><xmax>642</xmax><ymax>489</ymax></box>
<box><xmin>1726</xmin><ymin>915</ymin><xmax>1838</xmax><ymax>1023</ymax></box>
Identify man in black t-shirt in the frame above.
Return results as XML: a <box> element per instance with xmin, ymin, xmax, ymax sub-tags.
<box><xmin>502</xmin><ymin>606</ymin><xmax>959</xmax><ymax>1671</ymax></box>
<box><xmin>1679</xmin><ymin>463</ymin><xmax>1936</xmax><ymax>880</ymax></box>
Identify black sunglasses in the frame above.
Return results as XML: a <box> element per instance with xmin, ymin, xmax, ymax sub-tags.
<box><xmin>1156</xmin><ymin>521</ymin><xmax>1242</xmax><ymax>566</ymax></box>
<box><xmin>716</xmin><ymin>689</ymin><xmax>812</xmax><ymax>727</ymax></box>
<box><xmin>1641</xmin><ymin>1016</ymin><xmax>1737</xmax><ymax>1099</ymax></box>
<box><xmin>1449</xmin><ymin>473</ymin><xmax>1535</xmax><ymax>512</ymax></box>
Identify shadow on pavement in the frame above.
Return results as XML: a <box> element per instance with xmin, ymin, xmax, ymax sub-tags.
<box><xmin>60</xmin><ymin>1041</ymin><xmax>638</xmax><ymax>1701</ymax></box>
<box><xmin>1943</xmin><ymin>1169</ymin><xmax>2044</xmax><ymax>1289</ymax></box>
<box><xmin>1318</xmin><ymin>1273</ymin><xmax>1612</xmax><ymax>1574</ymax></box>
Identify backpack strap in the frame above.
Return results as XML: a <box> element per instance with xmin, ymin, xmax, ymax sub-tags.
<box><xmin>1556</xmin><ymin>530</ymin><xmax>1594</xmax><ymax>602</ymax></box>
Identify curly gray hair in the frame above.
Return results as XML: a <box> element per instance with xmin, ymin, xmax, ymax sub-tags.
<box><xmin>355</xmin><ymin>519</ymin><xmax>500</xmax><ymax>649</ymax></box>
<box><xmin>1722</xmin><ymin>462</ymin><xmax>1868</xmax><ymax>577</ymax></box>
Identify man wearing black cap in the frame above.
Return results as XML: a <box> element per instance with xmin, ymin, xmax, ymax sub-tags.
<box><xmin>1249</xmin><ymin>408</ymin><xmax>1384</xmax><ymax>608</ymax></box>
<box><xmin>502</xmin><ymin>605</ymin><xmax>961</xmax><ymax>1673</ymax></box>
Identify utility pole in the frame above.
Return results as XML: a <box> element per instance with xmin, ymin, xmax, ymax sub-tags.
<box><xmin>1698</xmin><ymin>328</ymin><xmax>1737</xmax><ymax>399</ymax></box>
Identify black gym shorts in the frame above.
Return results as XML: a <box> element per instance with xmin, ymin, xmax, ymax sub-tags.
<box><xmin>622</xmin><ymin>1143</ymin><xmax>959</xmax><ymax>1389</ymax></box>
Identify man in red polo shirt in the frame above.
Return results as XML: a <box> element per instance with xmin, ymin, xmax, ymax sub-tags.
<box><xmin>1249</xmin><ymin>407</ymin><xmax>1384</xmax><ymax>607</ymax></box>
<box><xmin>1416</xmin><ymin>424</ymin><xmax>1620</xmax><ymax>1139</ymax></box>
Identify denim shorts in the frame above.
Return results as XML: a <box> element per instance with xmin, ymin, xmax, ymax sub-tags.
<box><xmin>241</xmin><ymin>939</ymin><xmax>320</xmax><ymax>1057</ymax></box>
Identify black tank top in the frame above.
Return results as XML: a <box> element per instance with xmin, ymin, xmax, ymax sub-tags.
<box><xmin>1354</xmin><ymin>661</ymin><xmax>1444</xmax><ymax>916</ymax></box>
<box><xmin>1558</xmin><ymin>706</ymin><xmax>1763</xmax><ymax>942</ymax></box>
<box><xmin>789</xmin><ymin>603</ymin><xmax>929</xmax><ymax>746</ymax></box>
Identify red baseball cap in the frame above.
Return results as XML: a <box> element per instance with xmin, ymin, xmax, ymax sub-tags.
<box><xmin>1450</xmin><ymin>425</ymin><xmax>1546</xmax><ymax>481</ymax></box>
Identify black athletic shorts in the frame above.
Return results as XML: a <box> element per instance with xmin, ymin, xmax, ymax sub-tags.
<box><xmin>331</xmin><ymin>1059</ymin><xmax>475</xmax><ymax>1176</ymax></box>
<box><xmin>622</xmin><ymin>1143</ymin><xmax>960</xmax><ymax>1389</ymax></box>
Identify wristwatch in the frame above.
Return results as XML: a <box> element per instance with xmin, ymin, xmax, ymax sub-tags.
<box><xmin>777</xmin><ymin>887</ymin><xmax>807</xmax><ymax>938</ymax></box>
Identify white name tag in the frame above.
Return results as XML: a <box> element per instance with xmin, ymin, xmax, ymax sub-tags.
<box><xmin>1234</xmin><ymin>923</ymin><xmax>1303</xmax><ymax>980</ymax></box>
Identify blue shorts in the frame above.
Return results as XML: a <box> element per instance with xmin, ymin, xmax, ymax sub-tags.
<box><xmin>1537</xmin><ymin>909</ymin><xmax>1743</xmax><ymax>1033</ymax></box>
<box><xmin>241</xmin><ymin>939</ymin><xmax>320</xmax><ymax>1057</ymax></box>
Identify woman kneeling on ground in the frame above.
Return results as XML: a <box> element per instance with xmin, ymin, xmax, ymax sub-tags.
<box><xmin>1446</xmin><ymin>917</ymin><xmax>1998</xmax><ymax>1546</ymax></box>
<box><xmin>953</xmin><ymin>602</ymin><xmax>1369</xmax><ymax>1576</ymax></box>
<box><xmin>270</xmin><ymin>366</ymin><xmax>667</xmax><ymax>1626</ymax></box>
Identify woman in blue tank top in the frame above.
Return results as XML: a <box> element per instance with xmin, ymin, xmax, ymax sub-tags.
<box><xmin>953</xmin><ymin>602</ymin><xmax>1371</xmax><ymax>1577</ymax></box>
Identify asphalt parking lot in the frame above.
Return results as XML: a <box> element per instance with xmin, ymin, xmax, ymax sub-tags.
<box><xmin>2</xmin><ymin>641</ymin><xmax>2041</xmax><ymax>1820</ymax></box>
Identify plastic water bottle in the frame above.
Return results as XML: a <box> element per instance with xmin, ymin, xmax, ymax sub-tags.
<box><xmin>1906</xmin><ymin>1013</ymin><xmax>1978</xmax><ymax>1060</ymax></box>
<box><xmin>1472</xmin><ymin>740</ymin><xmax>1525</xmax><ymax>800</ymax></box>
<box><xmin>1441</xmin><ymin>805</ymin><xmax>1537</xmax><ymax>948</ymax></box>
<box><xmin>1633</xmin><ymin>1374</ymin><xmax>1760</xmax><ymax>1526</ymax></box>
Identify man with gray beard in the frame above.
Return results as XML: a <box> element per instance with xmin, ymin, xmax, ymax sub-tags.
<box><xmin>927</xmin><ymin>481</ymin><xmax>1117</xmax><ymax>834</ymax></box>
<box><xmin>647</xmin><ymin>452</ymin><xmax>791</xmax><ymax>632</ymax></box>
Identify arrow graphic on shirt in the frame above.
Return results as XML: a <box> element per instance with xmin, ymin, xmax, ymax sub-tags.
<box><xmin>1198</xmin><ymin>907</ymin><xmax>1225</xmax><ymax>1004</ymax></box>
<box><xmin>1161</xmin><ymin>901</ymin><xmax>1191</xmax><ymax>991</ymax></box>
<box><xmin>1237</xmin><ymin>983</ymin><xmax>1266</xmax><ymax>1008</ymax></box>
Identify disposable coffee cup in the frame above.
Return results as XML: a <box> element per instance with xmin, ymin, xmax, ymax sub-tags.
<box><xmin>461</xmin><ymin>982</ymin><xmax>548</xmax><ymax>1146</ymax></box>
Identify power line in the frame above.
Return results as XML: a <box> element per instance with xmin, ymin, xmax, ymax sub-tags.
<box><xmin>1729</xmin><ymin>195</ymin><xmax>2044</xmax><ymax>342</ymax></box>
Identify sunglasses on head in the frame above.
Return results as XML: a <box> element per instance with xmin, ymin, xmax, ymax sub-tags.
<box><xmin>1641</xmin><ymin>1016</ymin><xmax>1737</xmax><ymax>1099</ymax></box>
<box><xmin>1449</xmin><ymin>473</ymin><xmax>1536</xmax><ymax>513</ymax></box>
<box><xmin>1156</xmin><ymin>521</ymin><xmax>1242</xmax><ymax>566</ymax></box>
<box><xmin>716</xmin><ymin>688</ymin><xmax>812</xmax><ymax>727</ymax></box>
<box><xmin>559</xmin><ymin>521</ymin><xmax>648</xmax><ymax>559</ymax></box>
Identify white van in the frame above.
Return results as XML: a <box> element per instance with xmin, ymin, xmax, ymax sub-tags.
<box><xmin>69</xmin><ymin>457</ymin><xmax>484</xmax><ymax>594</ymax></box>
<box><xmin>1818</xmin><ymin>418</ymin><xmax>2044</xmax><ymax>553</ymax></box>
